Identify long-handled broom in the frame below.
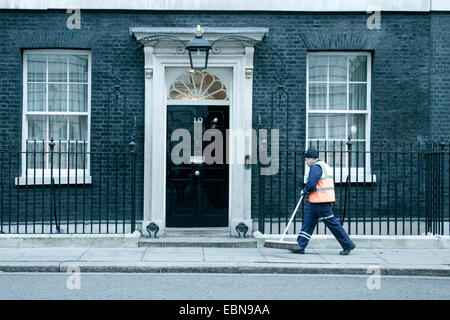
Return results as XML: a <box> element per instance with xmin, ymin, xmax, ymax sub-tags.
<box><xmin>263</xmin><ymin>194</ymin><xmax>304</xmax><ymax>249</ymax></box>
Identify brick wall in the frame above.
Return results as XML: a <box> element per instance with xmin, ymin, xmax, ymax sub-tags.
<box><xmin>0</xmin><ymin>10</ymin><xmax>446</xmax><ymax>230</ymax></box>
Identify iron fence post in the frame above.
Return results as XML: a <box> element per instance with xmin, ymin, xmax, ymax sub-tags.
<box><xmin>440</xmin><ymin>140</ymin><xmax>446</xmax><ymax>235</ymax></box>
<box><xmin>425</xmin><ymin>142</ymin><xmax>433</xmax><ymax>234</ymax></box>
<box><xmin>129</xmin><ymin>119</ymin><xmax>137</xmax><ymax>233</ymax></box>
<box><xmin>257</xmin><ymin>114</ymin><xmax>265</xmax><ymax>233</ymax></box>
<box><xmin>342</xmin><ymin>135</ymin><xmax>352</xmax><ymax>232</ymax></box>
<box><xmin>49</xmin><ymin>137</ymin><xmax>60</xmax><ymax>233</ymax></box>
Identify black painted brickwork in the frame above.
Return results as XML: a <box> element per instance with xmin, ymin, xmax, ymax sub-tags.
<box><xmin>0</xmin><ymin>10</ymin><xmax>447</xmax><ymax>229</ymax></box>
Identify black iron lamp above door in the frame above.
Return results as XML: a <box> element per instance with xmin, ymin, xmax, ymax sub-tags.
<box><xmin>133</xmin><ymin>25</ymin><xmax>267</xmax><ymax>73</ymax></box>
<box><xmin>186</xmin><ymin>25</ymin><xmax>212</xmax><ymax>71</ymax></box>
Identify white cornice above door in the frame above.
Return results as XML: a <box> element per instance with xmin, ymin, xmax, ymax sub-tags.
<box><xmin>130</xmin><ymin>27</ymin><xmax>268</xmax><ymax>55</ymax></box>
<box><xmin>130</xmin><ymin>27</ymin><xmax>268</xmax><ymax>42</ymax></box>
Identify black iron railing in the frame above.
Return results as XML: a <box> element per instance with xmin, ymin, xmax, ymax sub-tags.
<box><xmin>257</xmin><ymin>139</ymin><xmax>450</xmax><ymax>236</ymax></box>
<box><xmin>0</xmin><ymin>138</ymin><xmax>138</xmax><ymax>234</ymax></box>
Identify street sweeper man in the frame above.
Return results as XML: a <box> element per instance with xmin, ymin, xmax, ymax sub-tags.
<box><xmin>289</xmin><ymin>148</ymin><xmax>356</xmax><ymax>255</ymax></box>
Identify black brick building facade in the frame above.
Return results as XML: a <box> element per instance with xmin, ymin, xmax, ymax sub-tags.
<box><xmin>0</xmin><ymin>9</ymin><xmax>448</xmax><ymax>234</ymax></box>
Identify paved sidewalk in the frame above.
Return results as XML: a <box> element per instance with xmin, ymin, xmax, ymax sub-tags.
<box><xmin>0</xmin><ymin>247</ymin><xmax>449</xmax><ymax>276</ymax></box>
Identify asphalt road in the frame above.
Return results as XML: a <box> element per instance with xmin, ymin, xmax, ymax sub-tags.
<box><xmin>0</xmin><ymin>273</ymin><xmax>449</xmax><ymax>300</ymax></box>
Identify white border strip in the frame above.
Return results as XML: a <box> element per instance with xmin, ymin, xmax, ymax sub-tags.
<box><xmin>1</xmin><ymin>0</ymin><xmax>445</xmax><ymax>12</ymax></box>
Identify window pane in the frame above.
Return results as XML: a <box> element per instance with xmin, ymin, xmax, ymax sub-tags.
<box><xmin>48</xmin><ymin>141</ymin><xmax>67</xmax><ymax>170</ymax></box>
<box><xmin>48</xmin><ymin>54</ymin><xmax>67</xmax><ymax>82</ymax></box>
<box><xmin>48</xmin><ymin>83</ymin><xmax>67</xmax><ymax>112</ymax></box>
<box><xmin>350</xmin><ymin>141</ymin><xmax>366</xmax><ymax>167</ymax></box>
<box><xmin>307</xmin><ymin>141</ymin><xmax>324</xmax><ymax>155</ymax></box>
<box><xmin>328</xmin><ymin>114</ymin><xmax>346</xmax><ymax>139</ymax></box>
<box><xmin>26</xmin><ymin>141</ymin><xmax>45</xmax><ymax>169</ymax></box>
<box><xmin>348</xmin><ymin>114</ymin><xmax>366</xmax><ymax>140</ymax></box>
<box><xmin>349</xmin><ymin>84</ymin><xmax>367</xmax><ymax>110</ymax></box>
<box><xmin>349</xmin><ymin>56</ymin><xmax>367</xmax><ymax>82</ymax></box>
<box><xmin>329</xmin><ymin>56</ymin><xmax>347</xmax><ymax>82</ymax></box>
<box><xmin>27</xmin><ymin>54</ymin><xmax>46</xmax><ymax>82</ymax></box>
<box><xmin>69</xmin><ymin>116</ymin><xmax>88</xmax><ymax>141</ymax></box>
<box><xmin>322</xmin><ymin>141</ymin><xmax>339</xmax><ymax>164</ymax></box>
<box><xmin>69</xmin><ymin>84</ymin><xmax>88</xmax><ymax>112</ymax></box>
<box><xmin>27</xmin><ymin>83</ymin><xmax>46</xmax><ymax>111</ymax></box>
<box><xmin>322</xmin><ymin>141</ymin><xmax>348</xmax><ymax>168</ymax></box>
<box><xmin>329</xmin><ymin>83</ymin><xmax>347</xmax><ymax>110</ymax></box>
<box><xmin>69</xmin><ymin>55</ymin><xmax>88</xmax><ymax>83</ymax></box>
<box><xmin>69</xmin><ymin>142</ymin><xmax>88</xmax><ymax>169</ymax></box>
<box><xmin>308</xmin><ymin>56</ymin><xmax>327</xmax><ymax>81</ymax></box>
<box><xmin>27</xmin><ymin>115</ymin><xmax>46</xmax><ymax>141</ymax></box>
<box><xmin>309</xmin><ymin>83</ymin><xmax>327</xmax><ymax>110</ymax></box>
<box><xmin>52</xmin><ymin>142</ymin><xmax>69</xmax><ymax>170</ymax></box>
<box><xmin>49</xmin><ymin>116</ymin><xmax>67</xmax><ymax>141</ymax></box>
<box><xmin>308</xmin><ymin>115</ymin><xmax>326</xmax><ymax>139</ymax></box>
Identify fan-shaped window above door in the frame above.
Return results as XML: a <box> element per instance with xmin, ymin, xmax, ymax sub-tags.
<box><xmin>168</xmin><ymin>71</ymin><xmax>229</xmax><ymax>101</ymax></box>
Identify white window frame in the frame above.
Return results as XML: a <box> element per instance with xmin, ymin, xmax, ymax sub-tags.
<box><xmin>306</xmin><ymin>51</ymin><xmax>375</xmax><ymax>183</ymax></box>
<box><xmin>17</xmin><ymin>49</ymin><xmax>92</xmax><ymax>185</ymax></box>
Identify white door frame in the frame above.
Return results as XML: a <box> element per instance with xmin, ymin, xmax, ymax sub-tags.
<box><xmin>134</xmin><ymin>28</ymin><xmax>267</xmax><ymax>236</ymax></box>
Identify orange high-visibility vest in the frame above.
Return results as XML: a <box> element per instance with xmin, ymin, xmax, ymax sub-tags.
<box><xmin>307</xmin><ymin>160</ymin><xmax>336</xmax><ymax>203</ymax></box>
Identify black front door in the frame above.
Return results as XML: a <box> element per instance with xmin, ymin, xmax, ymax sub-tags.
<box><xmin>166</xmin><ymin>105</ymin><xmax>229</xmax><ymax>227</ymax></box>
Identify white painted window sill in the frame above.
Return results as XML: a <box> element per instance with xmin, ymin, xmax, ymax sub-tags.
<box><xmin>15</xmin><ymin>175</ymin><xmax>92</xmax><ymax>186</ymax></box>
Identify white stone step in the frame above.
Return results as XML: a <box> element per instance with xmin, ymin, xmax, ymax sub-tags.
<box><xmin>138</xmin><ymin>236</ymin><xmax>257</xmax><ymax>248</ymax></box>
<box><xmin>163</xmin><ymin>227</ymin><xmax>231</xmax><ymax>237</ymax></box>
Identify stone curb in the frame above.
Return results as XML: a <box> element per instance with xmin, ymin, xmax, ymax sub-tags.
<box><xmin>0</xmin><ymin>262</ymin><xmax>449</xmax><ymax>277</ymax></box>
<box><xmin>0</xmin><ymin>262</ymin><xmax>61</xmax><ymax>272</ymax></box>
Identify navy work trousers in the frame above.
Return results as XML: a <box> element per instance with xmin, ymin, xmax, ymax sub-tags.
<box><xmin>297</xmin><ymin>202</ymin><xmax>354</xmax><ymax>249</ymax></box>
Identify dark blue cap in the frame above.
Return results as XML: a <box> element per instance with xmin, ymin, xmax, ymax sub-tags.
<box><xmin>305</xmin><ymin>148</ymin><xmax>319</xmax><ymax>158</ymax></box>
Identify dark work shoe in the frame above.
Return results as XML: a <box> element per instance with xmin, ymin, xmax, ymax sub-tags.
<box><xmin>339</xmin><ymin>243</ymin><xmax>356</xmax><ymax>255</ymax></box>
<box><xmin>290</xmin><ymin>248</ymin><xmax>305</xmax><ymax>254</ymax></box>
<box><xmin>285</xmin><ymin>242</ymin><xmax>305</xmax><ymax>254</ymax></box>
